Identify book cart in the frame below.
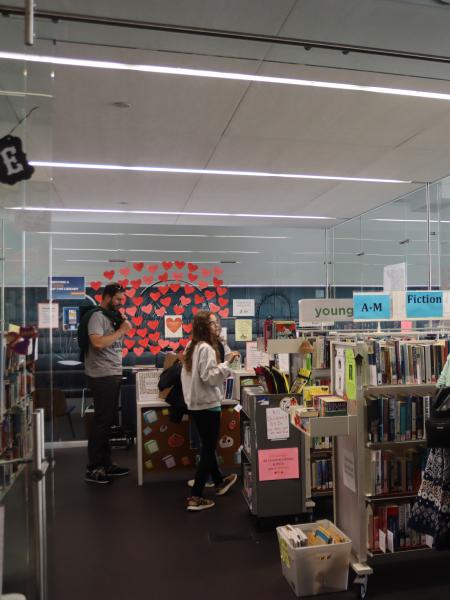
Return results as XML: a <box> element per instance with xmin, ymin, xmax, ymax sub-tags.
<box><xmin>319</xmin><ymin>334</ymin><xmax>444</xmax><ymax>599</ymax></box>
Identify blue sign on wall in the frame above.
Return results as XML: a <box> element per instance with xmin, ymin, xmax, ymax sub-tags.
<box><xmin>48</xmin><ymin>276</ymin><xmax>85</xmax><ymax>300</ymax></box>
<box><xmin>353</xmin><ymin>294</ymin><xmax>392</xmax><ymax>321</ymax></box>
<box><xmin>406</xmin><ymin>291</ymin><xmax>443</xmax><ymax>319</ymax></box>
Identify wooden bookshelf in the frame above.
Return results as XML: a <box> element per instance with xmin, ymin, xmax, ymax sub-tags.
<box><xmin>364</xmin><ymin>384</ymin><xmax>436</xmax><ymax>396</ymax></box>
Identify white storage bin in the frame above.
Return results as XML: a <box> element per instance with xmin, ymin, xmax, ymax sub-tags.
<box><xmin>277</xmin><ymin>520</ymin><xmax>352</xmax><ymax>597</ymax></box>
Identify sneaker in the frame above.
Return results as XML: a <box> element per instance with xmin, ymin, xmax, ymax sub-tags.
<box><xmin>187</xmin><ymin>479</ymin><xmax>215</xmax><ymax>489</ymax></box>
<box><xmin>186</xmin><ymin>496</ymin><xmax>215</xmax><ymax>511</ymax></box>
<box><xmin>85</xmin><ymin>467</ymin><xmax>112</xmax><ymax>484</ymax></box>
<box><xmin>215</xmin><ymin>474</ymin><xmax>238</xmax><ymax>496</ymax></box>
<box><xmin>105</xmin><ymin>465</ymin><xmax>130</xmax><ymax>477</ymax></box>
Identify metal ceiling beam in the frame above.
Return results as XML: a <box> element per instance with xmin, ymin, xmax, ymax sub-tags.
<box><xmin>2</xmin><ymin>3</ymin><xmax>450</xmax><ymax>65</ymax></box>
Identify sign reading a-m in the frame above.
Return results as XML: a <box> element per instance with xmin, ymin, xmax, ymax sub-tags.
<box><xmin>353</xmin><ymin>294</ymin><xmax>392</xmax><ymax>321</ymax></box>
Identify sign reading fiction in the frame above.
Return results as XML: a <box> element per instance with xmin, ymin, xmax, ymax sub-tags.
<box><xmin>353</xmin><ymin>293</ymin><xmax>392</xmax><ymax>321</ymax></box>
<box><xmin>0</xmin><ymin>135</ymin><xmax>34</xmax><ymax>185</ymax></box>
<box><xmin>406</xmin><ymin>291</ymin><xmax>443</xmax><ymax>319</ymax></box>
<box><xmin>299</xmin><ymin>299</ymin><xmax>353</xmax><ymax>324</ymax></box>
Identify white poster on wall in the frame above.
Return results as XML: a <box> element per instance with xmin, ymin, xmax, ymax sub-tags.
<box><xmin>38</xmin><ymin>302</ymin><xmax>59</xmax><ymax>329</ymax></box>
<box><xmin>136</xmin><ymin>368</ymin><xmax>162</xmax><ymax>404</ymax></box>
<box><xmin>245</xmin><ymin>341</ymin><xmax>270</xmax><ymax>369</ymax></box>
<box><xmin>266</xmin><ymin>407</ymin><xmax>290</xmax><ymax>441</ymax></box>
<box><xmin>164</xmin><ymin>315</ymin><xmax>183</xmax><ymax>338</ymax></box>
<box><xmin>233</xmin><ymin>299</ymin><xmax>255</xmax><ymax>317</ymax></box>
<box><xmin>383</xmin><ymin>262</ymin><xmax>407</xmax><ymax>292</ymax></box>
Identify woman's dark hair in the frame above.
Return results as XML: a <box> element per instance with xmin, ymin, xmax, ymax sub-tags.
<box><xmin>184</xmin><ymin>310</ymin><xmax>220</xmax><ymax>372</ymax></box>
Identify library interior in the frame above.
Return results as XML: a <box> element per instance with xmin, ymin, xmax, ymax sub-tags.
<box><xmin>2</xmin><ymin>2</ymin><xmax>450</xmax><ymax>600</ymax></box>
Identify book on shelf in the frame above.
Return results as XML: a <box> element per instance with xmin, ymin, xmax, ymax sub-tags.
<box><xmin>311</xmin><ymin>457</ymin><xmax>333</xmax><ymax>491</ymax></box>
<box><xmin>367</xmin><ymin>395</ymin><xmax>431</xmax><ymax>443</ymax></box>
<box><xmin>368</xmin><ymin>447</ymin><xmax>425</xmax><ymax>496</ymax></box>
<box><xmin>368</xmin><ymin>502</ymin><xmax>427</xmax><ymax>552</ymax></box>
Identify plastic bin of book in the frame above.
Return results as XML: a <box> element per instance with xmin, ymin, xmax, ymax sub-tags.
<box><xmin>276</xmin><ymin>520</ymin><xmax>352</xmax><ymax>597</ymax></box>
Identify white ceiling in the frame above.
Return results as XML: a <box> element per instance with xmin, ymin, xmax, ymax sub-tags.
<box><xmin>2</xmin><ymin>0</ymin><xmax>450</xmax><ymax>285</ymax></box>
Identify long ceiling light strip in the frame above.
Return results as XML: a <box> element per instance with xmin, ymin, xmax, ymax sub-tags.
<box><xmin>6</xmin><ymin>207</ymin><xmax>335</xmax><ymax>220</ymax></box>
<box><xmin>37</xmin><ymin>231</ymin><xmax>288</xmax><ymax>239</ymax></box>
<box><xmin>1</xmin><ymin>51</ymin><xmax>450</xmax><ymax>102</ymax></box>
<box><xmin>54</xmin><ymin>247</ymin><xmax>260</xmax><ymax>254</ymax></box>
<box><xmin>29</xmin><ymin>161</ymin><xmax>410</xmax><ymax>184</ymax></box>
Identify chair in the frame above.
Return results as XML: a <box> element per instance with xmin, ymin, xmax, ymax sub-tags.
<box><xmin>33</xmin><ymin>389</ymin><xmax>76</xmax><ymax>439</ymax></box>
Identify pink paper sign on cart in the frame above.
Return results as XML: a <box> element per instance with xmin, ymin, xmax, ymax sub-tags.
<box><xmin>258</xmin><ymin>447</ymin><xmax>299</xmax><ymax>482</ymax></box>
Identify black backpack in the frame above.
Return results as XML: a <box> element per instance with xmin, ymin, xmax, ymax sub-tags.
<box><xmin>158</xmin><ymin>360</ymin><xmax>187</xmax><ymax>423</ymax></box>
<box><xmin>77</xmin><ymin>306</ymin><xmax>123</xmax><ymax>362</ymax></box>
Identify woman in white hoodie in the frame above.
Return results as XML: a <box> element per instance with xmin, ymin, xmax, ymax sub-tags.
<box><xmin>181</xmin><ymin>311</ymin><xmax>240</xmax><ymax>511</ymax></box>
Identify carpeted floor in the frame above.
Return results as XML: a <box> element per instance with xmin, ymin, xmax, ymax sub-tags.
<box><xmin>45</xmin><ymin>448</ymin><xmax>450</xmax><ymax>600</ymax></box>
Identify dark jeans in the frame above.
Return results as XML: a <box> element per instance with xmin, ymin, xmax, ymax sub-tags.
<box><xmin>87</xmin><ymin>375</ymin><xmax>122</xmax><ymax>470</ymax></box>
<box><xmin>191</xmin><ymin>410</ymin><xmax>223</xmax><ymax>497</ymax></box>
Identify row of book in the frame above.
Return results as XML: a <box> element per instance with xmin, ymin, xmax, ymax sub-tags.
<box><xmin>311</xmin><ymin>458</ymin><xmax>333</xmax><ymax>492</ymax></box>
<box><xmin>368</xmin><ymin>503</ymin><xmax>428</xmax><ymax>552</ymax></box>
<box><xmin>243</xmin><ymin>423</ymin><xmax>251</xmax><ymax>457</ymax></box>
<box><xmin>367</xmin><ymin>340</ymin><xmax>449</xmax><ymax>385</ymax></box>
<box><xmin>368</xmin><ymin>448</ymin><xmax>426</xmax><ymax>496</ymax></box>
<box><xmin>243</xmin><ymin>464</ymin><xmax>253</xmax><ymax>506</ymax></box>
<box><xmin>367</xmin><ymin>395</ymin><xmax>431</xmax><ymax>443</ymax></box>
<box><xmin>223</xmin><ymin>377</ymin><xmax>235</xmax><ymax>400</ymax></box>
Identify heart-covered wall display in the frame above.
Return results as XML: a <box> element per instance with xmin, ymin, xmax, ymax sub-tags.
<box><xmin>89</xmin><ymin>260</ymin><xmax>230</xmax><ymax>360</ymax></box>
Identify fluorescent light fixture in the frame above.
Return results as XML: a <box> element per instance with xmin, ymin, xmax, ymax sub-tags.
<box><xmin>29</xmin><ymin>160</ymin><xmax>410</xmax><ymax>184</ymax></box>
<box><xmin>37</xmin><ymin>231</ymin><xmax>288</xmax><ymax>239</ymax></box>
<box><xmin>54</xmin><ymin>247</ymin><xmax>259</xmax><ymax>254</ymax></box>
<box><xmin>372</xmin><ymin>218</ymin><xmax>450</xmax><ymax>223</ymax></box>
<box><xmin>1</xmin><ymin>51</ymin><xmax>450</xmax><ymax>103</ymax></box>
<box><xmin>0</xmin><ymin>90</ymin><xmax>53</xmax><ymax>98</ymax></box>
<box><xmin>268</xmin><ymin>261</ymin><xmax>319</xmax><ymax>264</ymax></box>
<box><xmin>6</xmin><ymin>206</ymin><xmax>335</xmax><ymax>221</ymax></box>
<box><xmin>63</xmin><ymin>259</ymin><xmax>227</xmax><ymax>264</ymax></box>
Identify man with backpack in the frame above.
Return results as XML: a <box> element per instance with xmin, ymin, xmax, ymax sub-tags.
<box><xmin>79</xmin><ymin>283</ymin><xmax>132</xmax><ymax>484</ymax></box>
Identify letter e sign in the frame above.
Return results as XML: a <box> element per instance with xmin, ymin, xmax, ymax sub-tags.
<box><xmin>0</xmin><ymin>135</ymin><xmax>35</xmax><ymax>185</ymax></box>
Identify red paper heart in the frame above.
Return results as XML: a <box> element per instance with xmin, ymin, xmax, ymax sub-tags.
<box><xmin>205</xmin><ymin>290</ymin><xmax>216</xmax><ymax>300</ymax></box>
<box><xmin>179</xmin><ymin>338</ymin><xmax>190</xmax><ymax>347</ymax></box>
<box><xmin>147</xmin><ymin>320</ymin><xmax>159</xmax><ymax>330</ymax></box>
<box><xmin>147</xmin><ymin>264</ymin><xmax>158</xmax><ymax>273</ymax></box>
<box><xmin>149</xmin><ymin>345</ymin><xmax>161</xmax><ymax>356</ymax></box>
<box><xmin>132</xmin><ymin>296</ymin><xmax>143</xmax><ymax>307</ymax></box>
<box><xmin>124</xmin><ymin>339</ymin><xmax>135</xmax><ymax>350</ymax></box>
<box><xmin>103</xmin><ymin>270</ymin><xmax>115</xmax><ymax>280</ymax></box>
<box><xmin>173</xmin><ymin>272</ymin><xmax>183</xmax><ymax>281</ymax></box>
<box><xmin>218</xmin><ymin>297</ymin><xmax>228</xmax><ymax>307</ymax></box>
<box><xmin>175</xmin><ymin>261</ymin><xmax>185</xmax><ymax>269</ymax></box>
<box><xmin>168</xmin><ymin>341</ymin><xmax>180</xmax><ymax>351</ymax></box>
<box><xmin>132</xmin><ymin>316</ymin><xmax>143</xmax><ymax>326</ymax></box>
<box><xmin>198</xmin><ymin>281</ymin><xmax>208</xmax><ymax>290</ymax></box>
<box><xmin>150</xmin><ymin>291</ymin><xmax>161</xmax><ymax>302</ymax></box>
<box><xmin>213</xmin><ymin>277</ymin><xmax>223</xmax><ymax>287</ymax></box>
<box><xmin>188</xmin><ymin>273</ymin><xmax>198</xmax><ymax>283</ymax></box>
<box><xmin>143</xmin><ymin>275</ymin><xmax>154</xmax><ymax>285</ymax></box>
<box><xmin>160</xmin><ymin>297</ymin><xmax>172</xmax><ymax>308</ymax></box>
<box><xmin>180</xmin><ymin>295</ymin><xmax>191</xmax><ymax>306</ymax></box>
<box><xmin>169</xmin><ymin>283</ymin><xmax>180</xmax><ymax>293</ymax></box>
<box><xmin>126</xmin><ymin>328</ymin><xmax>136</xmax><ymax>338</ymax></box>
<box><xmin>209</xmin><ymin>303</ymin><xmax>220</xmax><ymax>313</ymax></box>
<box><xmin>118</xmin><ymin>278</ymin><xmax>129</xmax><ymax>288</ymax></box>
<box><xmin>137</xmin><ymin>328</ymin><xmax>147</xmax><ymax>338</ymax></box>
<box><xmin>187</xmin><ymin>263</ymin><xmax>198</xmax><ymax>273</ymax></box>
<box><xmin>119</xmin><ymin>267</ymin><xmax>130</xmax><ymax>277</ymax></box>
<box><xmin>217</xmin><ymin>287</ymin><xmax>228</xmax><ymax>297</ymax></box>
<box><xmin>201</xmin><ymin>269</ymin><xmax>211</xmax><ymax>278</ymax></box>
<box><xmin>192</xmin><ymin>307</ymin><xmax>199</xmax><ymax>315</ymax></box>
<box><xmin>122</xmin><ymin>348</ymin><xmax>129</xmax><ymax>358</ymax></box>
<box><xmin>133</xmin><ymin>262</ymin><xmax>144</xmax><ymax>272</ymax></box>
<box><xmin>174</xmin><ymin>305</ymin><xmax>185</xmax><ymax>315</ymax></box>
<box><xmin>194</xmin><ymin>294</ymin><xmax>203</xmax><ymax>305</ymax></box>
<box><xmin>126</xmin><ymin>306</ymin><xmax>137</xmax><ymax>317</ymax></box>
<box><xmin>121</xmin><ymin>296</ymin><xmax>127</xmax><ymax>305</ymax></box>
<box><xmin>219</xmin><ymin>308</ymin><xmax>229</xmax><ymax>318</ymax></box>
<box><xmin>213</xmin><ymin>267</ymin><xmax>223</xmax><ymax>276</ymax></box>
<box><xmin>119</xmin><ymin>307</ymin><xmax>126</xmax><ymax>315</ymax></box>
<box><xmin>155</xmin><ymin>307</ymin><xmax>166</xmax><ymax>317</ymax></box>
<box><xmin>162</xmin><ymin>261</ymin><xmax>173</xmax><ymax>271</ymax></box>
<box><xmin>166</xmin><ymin>317</ymin><xmax>182</xmax><ymax>333</ymax></box>
<box><xmin>149</xmin><ymin>332</ymin><xmax>160</xmax><ymax>342</ymax></box>
<box><xmin>90</xmin><ymin>281</ymin><xmax>102</xmax><ymax>291</ymax></box>
<box><xmin>158</xmin><ymin>272</ymin><xmax>169</xmax><ymax>282</ymax></box>
<box><xmin>159</xmin><ymin>285</ymin><xmax>170</xmax><ymax>295</ymax></box>
<box><xmin>134</xmin><ymin>346</ymin><xmax>145</xmax><ymax>357</ymax></box>
<box><xmin>125</xmin><ymin>288</ymin><xmax>136</xmax><ymax>298</ymax></box>
<box><xmin>184</xmin><ymin>285</ymin><xmax>195</xmax><ymax>295</ymax></box>
<box><xmin>141</xmin><ymin>304</ymin><xmax>153</xmax><ymax>315</ymax></box>
<box><xmin>159</xmin><ymin>339</ymin><xmax>170</xmax><ymax>349</ymax></box>
<box><xmin>131</xmin><ymin>279</ymin><xmax>142</xmax><ymax>289</ymax></box>
<box><xmin>138</xmin><ymin>338</ymin><xmax>149</xmax><ymax>348</ymax></box>
<box><xmin>94</xmin><ymin>294</ymin><xmax>102</xmax><ymax>303</ymax></box>
<box><xmin>182</xmin><ymin>324</ymin><xmax>192</xmax><ymax>334</ymax></box>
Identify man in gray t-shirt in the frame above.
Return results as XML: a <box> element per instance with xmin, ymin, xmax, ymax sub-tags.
<box><xmin>84</xmin><ymin>283</ymin><xmax>131</xmax><ymax>484</ymax></box>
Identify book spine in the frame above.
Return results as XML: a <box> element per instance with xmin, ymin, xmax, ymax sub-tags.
<box><xmin>411</xmin><ymin>397</ymin><xmax>417</xmax><ymax>440</ymax></box>
<box><xmin>388</xmin><ymin>397</ymin><xmax>396</xmax><ymax>442</ymax></box>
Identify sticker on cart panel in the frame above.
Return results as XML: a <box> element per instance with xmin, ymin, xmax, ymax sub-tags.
<box><xmin>219</xmin><ymin>435</ymin><xmax>234</xmax><ymax>449</ymax></box>
<box><xmin>144</xmin><ymin>460</ymin><xmax>154</xmax><ymax>470</ymax></box>
<box><xmin>143</xmin><ymin>410</ymin><xmax>158</xmax><ymax>425</ymax></box>
<box><xmin>279</xmin><ymin>397</ymin><xmax>298</xmax><ymax>413</ymax></box>
<box><xmin>144</xmin><ymin>439</ymin><xmax>159</xmax><ymax>455</ymax></box>
<box><xmin>228</xmin><ymin>419</ymin><xmax>237</xmax><ymax>431</ymax></box>
<box><xmin>162</xmin><ymin>454</ymin><xmax>176</xmax><ymax>469</ymax></box>
<box><xmin>160</xmin><ymin>425</ymin><xmax>168</xmax><ymax>433</ymax></box>
<box><xmin>168</xmin><ymin>433</ymin><xmax>184</xmax><ymax>448</ymax></box>
<box><xmin>181</xmin><ymin>456</ymin><xmax>191</xmax><ymax>467</ymax></box>
<box><xmin>143</xmin><ymin>426</ymin><xmax>152</xmax><ymax>436</ymax></box>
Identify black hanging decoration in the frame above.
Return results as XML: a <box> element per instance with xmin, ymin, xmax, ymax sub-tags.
<box><xmin>0</xmin><ymin>134</ymin><xmax>35</xmax><ymax>185</ymax></box>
